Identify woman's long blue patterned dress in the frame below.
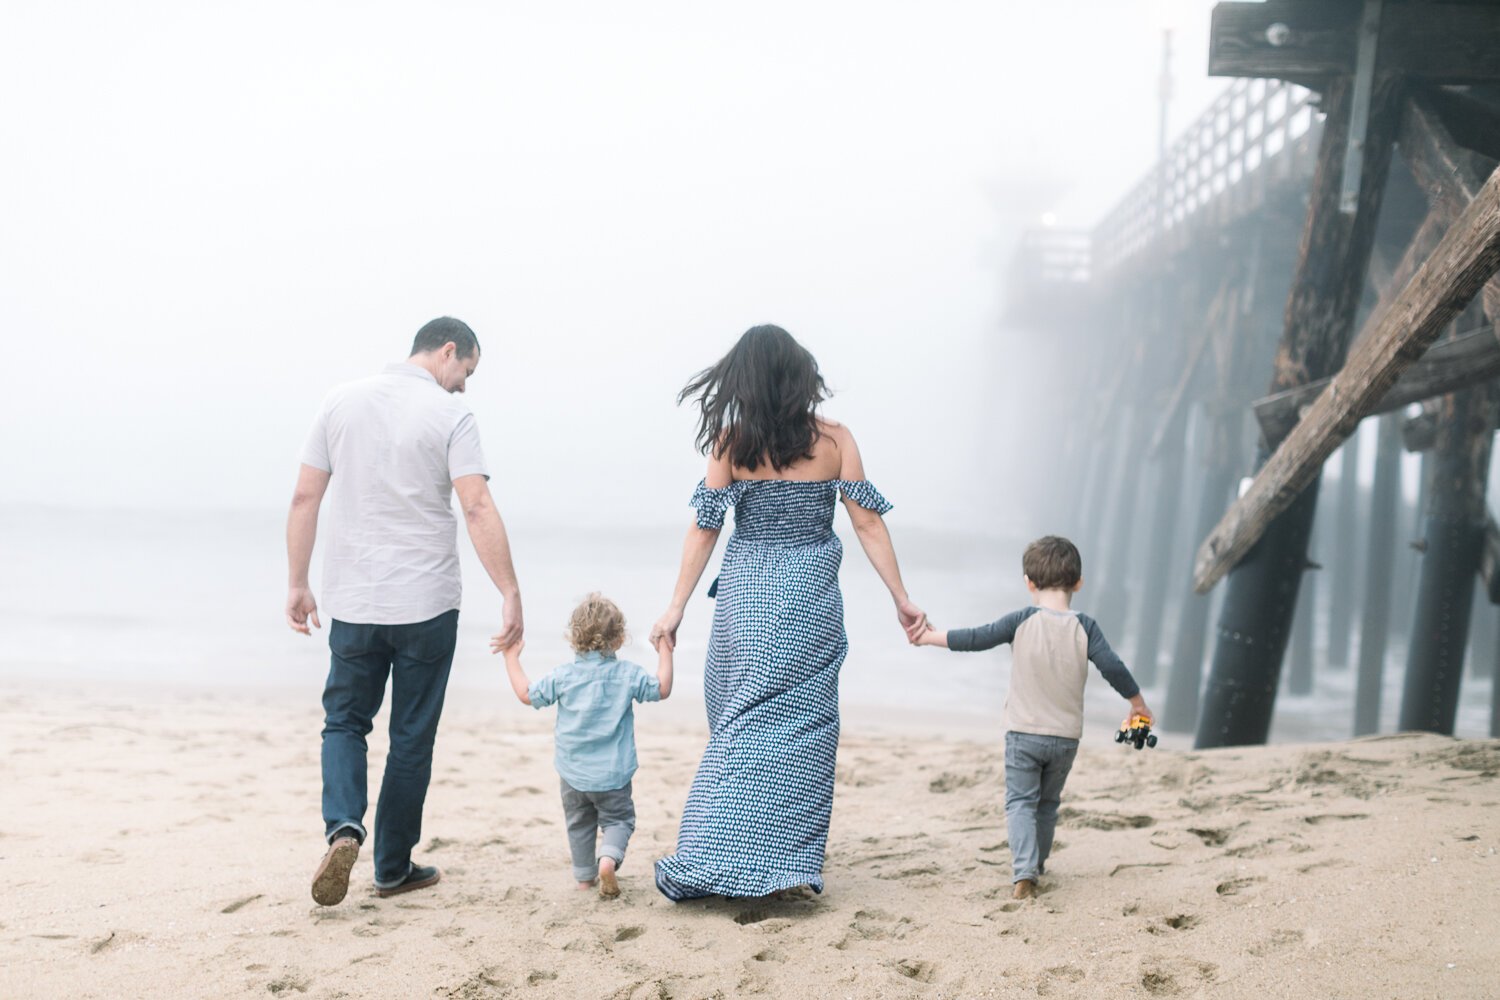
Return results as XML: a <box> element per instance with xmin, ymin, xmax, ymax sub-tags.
<box><xmin>654</xmin><ymin>477</ymin><xmax>892</xmax><ymax>900</ymax></box>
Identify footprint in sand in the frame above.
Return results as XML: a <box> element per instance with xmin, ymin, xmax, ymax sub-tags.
<box><xmin>1109</xmin><ymin>862</ymin><xmax>1170</xmax><ymax>877</ymax></box>
<box><xmin>1214</xmin><ymin>875</ymin><xmax>1264</xmax><ymax>897</ymax></box>
<box><xmin>1248</xmin><ymin>928</ymin><xmax>1305</xmax><ymax>956</ymax></box>
<box><xmin>265</xmin><ymin>972</ymin><xmax>311</xmax><ymax>995</ymax></box>
<box><xmin>928</xmin><ymin>771</ymin><xmax>990</xmax><ymax>794</ymax></box>
<box><xmin>1037</xmin><ymin>965</ymin><xmax>1085</xmax><ymax>995</ymax></box>
<box><xmin>614</xmin><ymin>925</ymin><xmax>646</xmax><ymax>942</ymax></box>
<box><xmin>1057</xmin><ymin>807</ymin><xmax>1154</xmax><ymax>831</ymax></box>
<box><xmin>751</xmin><ymin>948</ymin><xmax>786</xmax><ymax>963</ymax></box>
<box><xmin>1186</xmin><ymin>827</ymin><xmax>1233</xmax><ymax>847</ymax></box>
<box><xmin>890</xmin><ymin>958</ymin><xmax>936</xmax><ymax>983</ymax></box>
<box><xmin>1302</xmin><ymin>813</ymin><xmax>1370</xmax><ymax>825</ymax></box>
<box><xmin>220</xmin><ymin>894</ymin><xmax>262</xmax><ymax>914</ymax></box>
<box><xmin>502</xmin><ymin>785</ymin><xmax>543</xmax><ymax>797</ymax></box>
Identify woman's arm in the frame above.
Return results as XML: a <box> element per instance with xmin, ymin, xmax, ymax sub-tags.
<box><xmin>649</xmin><ymin>453</ymin><xmax>729</xmax><ymax>649</ymax></box>
<box><xmin>833</xmin><ymin>426</ymin><xmax>927</xmax><ymax>642</ymax></box>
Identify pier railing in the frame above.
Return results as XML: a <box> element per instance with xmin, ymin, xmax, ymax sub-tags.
<box><xmin>1008</xmin><ymin>77</ymin><xmax>1319</xmax><ymax>308</ymax></box>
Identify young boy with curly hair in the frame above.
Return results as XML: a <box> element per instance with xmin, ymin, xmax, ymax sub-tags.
<box><xmin>914</xmin><ymin>536</ymin><xmax>1150</xmax><ymax>899</ymax></box>
<box><xmin>495</xmin><ymin>593</ymin><xmax>673</xmax><ymax>898</ymax></box>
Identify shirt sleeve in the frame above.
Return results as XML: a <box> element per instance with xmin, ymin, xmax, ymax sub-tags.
<box><xmin>447</xmin><ymin>411</ymin><xmax>490</xmax><ymax>482</ymax></box>
<box><xmin>947</xmin><ymin>608</ymin><xmax>1032</xmax><ymax>652</ymax></box>
<box><xmin>527</xmin><ymin>672</ymin><xmax>558</xmax><ymax>709</ymax></box>
<box><xmin>1076</xmin><ymin>613</ymin><xmax>1141</xmax><ymax>699</ymax></box>
<box><xmin>631</xmin><ymin>665</ymin><xmax>662</xmax><ymax>703</ymax></box>
<box><xmin>299</xmin><ymin>402</ymin><xmax>332</xmax><ymax>473</ymax></box>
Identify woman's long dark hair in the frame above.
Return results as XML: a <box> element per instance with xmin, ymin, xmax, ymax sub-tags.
<box><xmin>678</xmin><ymin>324</ymin><xmax>830</xmax><ymax>472</ymax></box>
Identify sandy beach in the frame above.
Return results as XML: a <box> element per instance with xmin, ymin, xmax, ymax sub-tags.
<box><xmin>2</xmin><ymin>681</ymin><xmax>1497</xmax><ymax>1000</ymax></box>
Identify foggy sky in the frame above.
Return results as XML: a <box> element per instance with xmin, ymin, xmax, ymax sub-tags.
<box><xmin>1</xmin><ymin>1</ymin><xmax>1227</xmax><ymax>531</ymax></box>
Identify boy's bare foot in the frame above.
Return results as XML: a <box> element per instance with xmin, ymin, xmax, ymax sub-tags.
<box><xmin>598</xmin><ymin>857</ymin><xmax>620</xmax><ymax>899</ymax></box>
<box><xmin>576</xmin><ymin>879</ymin><xmax>596</xmax><ymax>891</ymax></box>
<box><xmin>1012</xmin><ymin>878</ymin><xmax>1037</xmax><ymax>900</ymax></box>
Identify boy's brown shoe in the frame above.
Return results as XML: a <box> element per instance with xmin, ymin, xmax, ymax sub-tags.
<box><xmin>1012</xmin><ymin>878</ymin><xmax>1037</xmax><ymax>900</ymax></box>
<box><xmin>311</xmin><ymin>836</ymin><xmax>360</xmax><ymax>906</ymax></box>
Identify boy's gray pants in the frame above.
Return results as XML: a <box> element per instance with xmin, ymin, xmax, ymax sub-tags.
<box><xmin>559</xmin><ymin>777</ymin><xmax>636</xmax><ymax>882</ymax></box>
<box><xmin>1004</xmin><ymin>731</ymin><xmax>1079</xmax><ymax>884</ymax></box>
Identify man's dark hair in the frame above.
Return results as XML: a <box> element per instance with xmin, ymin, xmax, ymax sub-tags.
<box><xmin>410</xmin><ymin>317</ymin><xmax>480</xmax><ymax>359</ymax></box>
<box><xmin>1022</xmin><ymin>536</ymin><xmax>1083</xmax><ymax>591</ymax></box>
<box><xmin>678</xmin><ymin>324</ymin><xmax>830</xmax><ymax>472</ymax></box>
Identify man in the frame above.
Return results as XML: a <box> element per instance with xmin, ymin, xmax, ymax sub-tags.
<box><xmin>286</xmin><ymin>316</ymin><xmax>523</xmax><ymax>906</ymax></box>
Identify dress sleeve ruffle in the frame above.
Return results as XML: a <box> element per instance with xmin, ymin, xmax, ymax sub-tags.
<box><xmin>689</xmin><ymin>479</ymin><xmax>747</xmax><ymax>530</ymax></box>
<box><xmin>834</xmin><ymin>479</ymin><xmax>893</xmax><ymax>515</ymax></box>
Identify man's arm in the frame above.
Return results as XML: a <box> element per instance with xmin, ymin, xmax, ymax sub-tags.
<box><xmin>454</xmin><ymin>474</ymin><xmax>523</xmax><ymax>648</ymax></box>
<box><xmin>286</xmin><ymin>464</ymin><xmax>331</xmax><ymax>634</ymax></box>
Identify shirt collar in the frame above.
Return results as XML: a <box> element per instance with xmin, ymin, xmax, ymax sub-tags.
<box><xmin>575</xmin><ymin>650</ymin><xmax>616</xmax><ymax>663</ymax></box>
<box><xmin>384</xmin><ymin>361</ymin><xmax>440</xmax><ymax>386</ymax></box>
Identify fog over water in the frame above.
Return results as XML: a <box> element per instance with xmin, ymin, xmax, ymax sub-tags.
<box><xmin>4</xmin><ymin>3</ymin><xmax>1491</xmax><ymax>740</ymax></box>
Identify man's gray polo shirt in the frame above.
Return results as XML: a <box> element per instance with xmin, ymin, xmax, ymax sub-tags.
<box><xmin>300</xmin><ymin>362</ymin><xmax>489</xmax><ymax>626</ymax></box>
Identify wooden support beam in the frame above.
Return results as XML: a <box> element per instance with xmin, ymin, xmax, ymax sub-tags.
<box><xmin>1253</xmin><ymin>324</ymin><xmax>1500</xmax><ymax>443</ymax></box>
<box><xmin>1400</xmin><ymin>91</ymin><xmax>1500</xmax><ymax>325</ymax></box>
<box><xmin>1148</xmin><ymin>282</ymin><xmax>1226</xmax><ymax>458</ymax></box>
<box><xmin>1482</xmin><ymin>513</ymin><xmax>1500</xmax><ymax>604</ymax></box>
<box><xmin>1425</xmin><ymin>88</ymin><xmax>1500</xmax><ymax>163</ymax></box>
<box><xmin>1192</xmin><ymin>159</ymin><xmax>1500</xmax><ymax>593</ymax></box>
<box><xmin>1209</xmin><ymin>1</ymin><xmax>1500</xmax><ymax>84</ymax></box>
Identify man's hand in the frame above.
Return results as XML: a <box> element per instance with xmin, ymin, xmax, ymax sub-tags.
<box><xmin>286</xmin><ymin>586</ymin><xmax>322</xmax><ymax>635</ymax></box>
<box><xmin>491</xmin><ymin>595</ymin><xmax>523</xmax><ymax>651</ymax></box>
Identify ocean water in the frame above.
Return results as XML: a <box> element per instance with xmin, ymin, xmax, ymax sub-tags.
<box><xmin>1</xmin><ymin>504</ymin><xmax>1491</xmax><ymax>744</ymax></box>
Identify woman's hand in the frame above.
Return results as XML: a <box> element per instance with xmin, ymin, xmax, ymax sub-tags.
<box><xmin>897</xmin><ymin>597</ymin><xmax>927</xmax><ymax>643</ymax></box>
<box><xmin>650</xmin><ymin>606</ymin><xmax>684</xmax><ymax>651</ymax></box>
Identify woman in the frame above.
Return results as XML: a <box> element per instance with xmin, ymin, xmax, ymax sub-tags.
<box><xmin>650</xmin><ymin>324</ymin><xmax>926</xmax><ymax>900</ymax></box>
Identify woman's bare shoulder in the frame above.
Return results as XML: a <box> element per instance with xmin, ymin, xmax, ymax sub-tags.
<box><xmin>817</xmin><ymin>417</ymin><xmax>853</xmax><ymax>442</ymax></box>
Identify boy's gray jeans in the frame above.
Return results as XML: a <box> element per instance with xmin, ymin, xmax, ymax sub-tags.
<box><xmin>559</xmin><ymin>778</ymin><xmax>636</xmax><ymax>882</ymax></box>
<box><xmin>1004</xmin><ymin>731</ymin><xmax>1079</xmax><ymax>884</ymax></box>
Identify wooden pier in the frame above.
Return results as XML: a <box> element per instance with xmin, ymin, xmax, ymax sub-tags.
<box><xmin>1011</xmin><ymin>0</ymin><xmax>1500</xmax><ymax>744</ymax></box>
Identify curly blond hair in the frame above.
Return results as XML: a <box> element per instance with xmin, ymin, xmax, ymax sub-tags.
<box><xmin>567</xmin><ymin>593</ymin><xmax>627</xmax><ymax>654</ymax></box>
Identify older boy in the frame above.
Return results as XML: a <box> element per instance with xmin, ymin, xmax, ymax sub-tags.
<box><xmin>915</xmin><ymin>535</ymin><xmax>1150</xmax><ymax>899</ymax></box>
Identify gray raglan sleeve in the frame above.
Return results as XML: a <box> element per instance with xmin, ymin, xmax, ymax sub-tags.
<box><xmin>947</xmin><ymin>608</ymin><xmax>1033</xmax><ymax>652</ymax></box>
<box><xmin>1076</xmin><ymin>613</ymin><xmax>1140</xmax><ymax>698</ymax></box>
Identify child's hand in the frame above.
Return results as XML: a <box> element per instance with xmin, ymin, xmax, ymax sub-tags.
<box><xmin>912</xmin><ymin>624</ymin><xmax>946</xmax><ymax>647</ymax></box>
<box><xmin>491</xmin><ymin>634</ymin><xmax>524</xmax><ymax>657</ymax></box>
<box><xmin>1126</xmin><ymin>695</ymin><xmax>1153</xmax><ymax>726</ymax></box>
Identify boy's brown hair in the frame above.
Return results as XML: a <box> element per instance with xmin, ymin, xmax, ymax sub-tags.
<box><xmin>567</xmin><ymin>593</ymin><xmax>627</xmax><ymax>654</ymax></box>
<box><xmin>1022</xmin><ymin>536</ymin><xmax>1083</xmax><ymax>591</ymax></box>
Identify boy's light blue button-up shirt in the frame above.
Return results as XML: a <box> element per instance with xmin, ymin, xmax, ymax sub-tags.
<box><xmin>528</xmin><ymin>651</ymin><xmax>661</xmax><ymax>792</ymax></box>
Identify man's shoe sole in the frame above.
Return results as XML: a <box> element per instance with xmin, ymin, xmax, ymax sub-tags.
<box><xmin>311</xmin><ymin>838</ymin><xmax>360</xmax><ymax>907</ymax></box>
<box><xmin>375</xmin><ymin>868</ymin><xmax>442</xmax><ymax>898</ymax></box>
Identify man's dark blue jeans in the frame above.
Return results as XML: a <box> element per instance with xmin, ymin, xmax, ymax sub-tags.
<box><xmin>321</xmin><ymin>609</ymin><xmax>459</xmax><ymax>888</ymax></box>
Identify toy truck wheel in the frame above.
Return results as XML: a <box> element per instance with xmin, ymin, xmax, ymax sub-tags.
<box><xmin>1115</xmin><ymin>731</ymin><xmax>1126</xmax><ymax>743</ymax></box>
<box><xmin>1146</xmin><ymin>735</ymin><xmax>1158</xmax><ymax>748</ymax></box>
